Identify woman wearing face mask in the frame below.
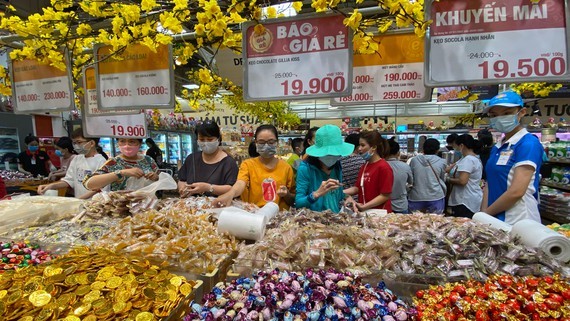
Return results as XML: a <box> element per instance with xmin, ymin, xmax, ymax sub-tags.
<box><xmin>38</xmin><ymin>128</ymin><xmax>108</xmax><ymax>198</ymax></box>
<box><xmin>480</xmin><ymin>91</ymin><xmax>544</xmax><ymax>224</ymax></box>
<box><xmin>83</xmin><ymin>138</ymin><xmax>159</xmax><ymax>192</ymax></box>
<box><xmin>446</xmin><ymin>134</ymin><xmax>483</xmax><ymax>218</ymax></box>
<box><xmin>344</xmin><ymin>130</ymin><xmax>393</xmax><ymax>213</ymax></box>
<box><xmin>48</xmin><ymin>137</ymin><xmax>77</xmax><ymax>181</ymax></box>
<box><xmin>213</xmin><ymin>125</ymin><xmax>295</xmax><ymax>210</ymax></box>
<box><xmin>300</xmin><ymin>127</ymin><xmax>319</xmax><ymax>160</ymax></box>
<box><xmin>295</xmin><ymin>125</ymin><xmax>354</xmax><ymax>213</ymax></box>
<box><xmin>177</xmin><ymin>121</ymin><xmax>238</xmax><ymax>197</ymax></box>
<box><xmin>18</xmin><ymin>135</ymin><xmax>53</xmax><ymax>178</ymax></box>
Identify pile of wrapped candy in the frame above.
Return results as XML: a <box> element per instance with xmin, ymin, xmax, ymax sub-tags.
<box><xmin>0</xmin><ymin>240</ymin><xmax>55</xmax><ymax>271</ymax></box>
<box><xmin>414</xmin><ymin>274</ymin><xmax>570</xmax><ymax>320</ymax></box>
<box><xmin>184</xmin><ymin>269</ymin><xmax>415</xmax><ymax>320</ymax></box>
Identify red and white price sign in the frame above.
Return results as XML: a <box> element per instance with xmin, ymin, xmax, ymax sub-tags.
<box><xmin>9</xmin><ymin>54</ymin><xmax>74</xmax><ymax>113</ymax></box>
<box><xmin>83</xmin><ymin>67</ymin><xmax>147</xmax><ymax>139</ymax></box>
<box><xmin>332</xmin><ymin>32</ymin><xmax>431</xmax><ymax>106</ymax></box>
<box><xmin>94</xmin><ymin>44</ymin><xmax>175</xmax><ymax>110</ymax></box>
<box><xmin>426</xmin><ymin>0</ymin><xmax>570</xmax><ymax>86</ymax></box>
<box><xmin>242</xmin><ymin>14</ymin><xmax>352</xmax><ymax>101</ymax></box>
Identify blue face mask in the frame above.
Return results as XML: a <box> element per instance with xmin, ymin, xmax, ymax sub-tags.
<box><xmin>55</xmin><ymin>150</ymin><xmax>63</xmax><ymax>157</ymax></box>
<box><xmin>361</xmin><ymin>151</ymin><xmax>373</xmax><ymax>161</ymax></box>
<box><xmin>490</xmin><ymin>113</ymin><xmax>520</xmax><ymax>133</ymax></box>
<box><xmin>28</xmin><ymin>146</ymin><xmax>39</xmax><ymax>152</ymax></box>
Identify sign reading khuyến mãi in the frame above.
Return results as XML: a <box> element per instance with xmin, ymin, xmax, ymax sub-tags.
<box><xmin>425</xmin><ymin>0</ymin><xmax>570</xmax><ymax>86</ymax></box>
<box><xmin>94</xmin><ymin>44</ymin><xmax>175</xmax><ymax>110</ymax></box>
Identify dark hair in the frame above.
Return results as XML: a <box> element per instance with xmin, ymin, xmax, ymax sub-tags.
<box><xmin>71</xmin><ymin>128</ymin><xmax>100</xmax><ymax>145</ymax></box>
<box><xmin>254</xmin><ymin>124</ymin><xmax>279</xmax><ymax>140</ymax></box>
<box><xmin>446</xmin><ymin>133</ymin><xmax>459</xmax><ymax>145</ymax></box>
<box><xmin>344</xmin><ymin>133</ymin><xmax>360</xmax><ymax>147</ymax></box>
<box><xmin>248</xmin><ymin>141</ymin><xmax>259</xmax><ymax>157</ymax></box>
<box><xmin>146</xmin><ymin>138</ymin><xmax>157</xmax><ymax>147</ymax></box>
<box><xmin>55</xmin><ymin>137</ymin><xmax>75</xmax><ymax>154</ymax></box>
<box><xmin>303</xmin><ymin>127</ymin><xmax>319</xmax><ymax>152</ymax></box>
<box><xmin>456</xmin><ymin>134</ymin><xmax>482</xmax><ymax>155</ymax></box>
<box><xmin>423</xmin><ymin>138</ymin><xmax>440</xmax><ymax>155</ymax></box>
<box><xmin>291</xmin><ymin>137</ymin><xmax>303</xmax><ymax>150</ymax></box>
<box><xmin>388</xmin><ymin>138</ymin><xmax>400</xmax><ymax>156</ymax></box>
<box><xmin>477</xmin><ymin>129</ymin><xmax>494</xmax><ymax>148</ymax></box>
<box><xmin>196</xmin><ymin>121</ymin><xmax>222</xmax><ymax>141</ymax></box>
<box><xmin>24</xmin><ymin>135</ymin><xmax>39</xmax><ymax>145</ymax></box>
<box><xmin>360</xmin><ymin>130</ymin><xmax>389</xmax><ymax>158</ymax></box>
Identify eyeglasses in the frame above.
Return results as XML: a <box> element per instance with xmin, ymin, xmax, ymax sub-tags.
<box><xmin>256</xmin><ymin>140</ymin><xmax>278</xmax><ymax>146</ymax></box>
<box><xmin>117</xmin><ymin>140</ymin><xmax>140</xmax><ymax>146</ymax></box>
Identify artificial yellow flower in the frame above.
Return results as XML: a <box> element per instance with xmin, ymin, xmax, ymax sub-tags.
<box><xmin>311</xmin><ymin>0</ymin><xmax>327</xmax><ymax>12</ymax></box>
<box><xmin>112</xmin><ymin>16</ymin><xmax>123</xmax><ymax>35</ymax></box>
<box><xmin>140</xmin><ymin>20</ymin><xmax>154</xmax><ymax>37</ymax></box>
<box><xmin>266</xmin><ymin>7</ymin><xmax>277</xmax><ymax>19</ymax></box>
<box><xmin>76</xmin><ymin>23</ymin><xmax>92</xmax><ymax>36</ymax></box>
<box><xmin>141</xmin><ymin>36</ymin><xmax>157</xmax><ymax>52</ymax></box>
<box><xmin>141</xmin><ymin>0</ymin><xmax>157</xmax><ymax>11</ymax></box>
<box><xmin>195</xmin><ymin>24</ymin><xmax>206</xmax><ymax>36</ymax></box>
<box><xmin>343</xmin><ymin>11</ymin><xmax>362</xmax><ymax>30</ymax></box>
<box><xmin>229</xmin><ymin>11</ymin><xmax>246</xmax><ymax>23</ymax></box>
<box><xmin>253</xmin><ymin>23</ymin><xmax>265</xmax><ymax>35</ymax></box>
<box><xmin>155</xmin><ymin>33</ymin><xmax>172</xmax><ymax>45</ymax></box>
<box><xmin>292</xmin><ymin>2</ymin><xmax>303</xmax><ymax>13</ymax></box>
<box><xmin>198</xmin><ymin>68</ymin><xmax>214</xmax><ymax>84</ymax></box>
<box><xmin>211</xmin><ymin>19</ymin><xmax>227</xmax><ymax>37</ymax></box>
<box><xmin>199</xmin><ymin>84</ymin><xmax>212</xmax><ymax>96</ymax></box>
<box><xmin>378</xmin><ymin>20</ymin><xmax>393</xmax><ymax>33</ymax></box>
<box><xmin>173</xmin><ymin>0</ymin><xmax>189</xmax><ymax>11</ymax></box>
<box><xmin>160</xmin><ymin>12</ymin><xmax>183</xmax><ymax>34</ymax></box>
<box><xmin>51</xmin><ymin>0</ymin><xmax>72</xmax><ymax>11</ymax></box>
<box><xmin>204</xmin><ymin>0</ymin><xmax>221</xmax><ymax>18</ymax></box>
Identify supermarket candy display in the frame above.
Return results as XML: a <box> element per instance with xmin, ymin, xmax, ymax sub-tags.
<box><xmin>237</xmin><ymin>212</ymin><xmax>569</xmax><ymax>279</ymax></box>
<box><xmin>414</xmin><ymin>274</ymin><xmax>570</xmax><ymax>320</ymax></box>
<box><xmin>184</xmin><ymin>269</ymin><xmax>415</xmax><ymax>321</ymax></box>
<box><xmin>0</xmin><ymin>241</ymin><xmax>55</xmax><ymax>271</ymax></box>
<box><xmin>0</xmin><ymin>247</ymin><xmax>198</xmax><ymax>321</ymax></box>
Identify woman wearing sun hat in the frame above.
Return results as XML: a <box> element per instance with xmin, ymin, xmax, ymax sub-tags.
<box><xmin>295</xmin><ymin>125</ymin><xmax>354</xmax><ymax>213</ymax></box>
<box><xmin>479</xmin><ymin>91</ymin><xmax>543</xmax><ymax>224</ymax></box>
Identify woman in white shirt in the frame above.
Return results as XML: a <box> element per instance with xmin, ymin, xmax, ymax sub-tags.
<box><xmin>446</xmin><ymin>134</ymin><xmax>483</xmax><ymax>218</ymax></box>
<box><xmin>38</xmin><ymin>128</ymin><xmax>107</xmax><ymax>199</ymax></box>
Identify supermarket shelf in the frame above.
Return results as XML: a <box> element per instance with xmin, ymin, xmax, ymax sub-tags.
<box><xmin>540</xmin><ymin>180</ymin><xmax>570</xmax><ymax>192</ymax></box>
<box><xmin>540</xmin><ymin>212</ymin><xmax>570</xmax><ymax>224</ymax></box>
<box><xmin>546</xmin><ymin>159</ymin><xmax>570</xmax><ymax>165</ymax></box>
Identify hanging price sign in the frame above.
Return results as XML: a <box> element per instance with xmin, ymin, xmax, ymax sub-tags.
<box><xmin>83</xmin><ymin>67</ymin><xmax>147</xmax><ymax>138</ymax></box>
<box><xmin>9</xmin><ymin>53</ymin><xmax>74</xmax><ymax>113</ymax></box>
<box><xmin>242</xmin><ymin>14</ymin><xmax>352</xmax><ymax>101</ymax></box>
<box><xmin>332</xmin><ymin>31</ymin><xmax>431</xmax><ymax>106</ymax></box>
<box><xmin>94</xmin><ymin>43</ymin><xmax>175</xmax><ymax>110</ymax></box>
<box><xmin>425</xmin><ymin>0</ymin><xmax>570</xmax><ymax>86</ymax></box>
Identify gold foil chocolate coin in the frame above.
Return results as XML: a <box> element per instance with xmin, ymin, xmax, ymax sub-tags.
<box><xmin>29</xmin><ymin>290</ymin><xmax>52</xmax><ymax>307</ymax></box>
<box><xmin>135</xmin><ymin>311</ymin><xmax>155</xmax><ymax>321</ymax></box>
<box><xmin>106</xmin><ymin>276</ymin><xmax>123</xmax><ymax>289</ymax></box>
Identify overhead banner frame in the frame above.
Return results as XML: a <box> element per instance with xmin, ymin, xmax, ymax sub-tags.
<box><xmin>331</xmin><ymin>29</ymin><xmax>433</xmax><ymax>106</ymax></box>
<box><xmin>82</xmin><ymin>66</ymin><xmax>148</xmax><ymax>139</ymax></box>
<box><xmin>9</xmin><ymin>50</ymin><xmax>75</xmax><ymax>114</ymax></box>
<box><xmin>82</xmin><ymin>66</ymin><xmax>141</xmax><ymax>116</ymax></box>
<box><xmin>242</xmin><ymin>13</ymin><xmax>353</xmax><ymax>101</ymax></box>
<box><xmin>425</xmin><ymin>0</ymin><xmax>570</xmax><ymax>86</ymax></box>
<box><xmin>94</xmin><ymin>43</ymin><xmax>175</xmax><ymax>110</ymax></box>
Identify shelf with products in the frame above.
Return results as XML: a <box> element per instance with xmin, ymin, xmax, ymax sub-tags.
<box><xmin>540</xmin><ymin>179</ymin><xmax>570</xmax><ymax>192</ymax></box>
<box><xmin>539</xmin><ymin>185</ymin><xmax>570</xmax><ymax>224</ymax></box>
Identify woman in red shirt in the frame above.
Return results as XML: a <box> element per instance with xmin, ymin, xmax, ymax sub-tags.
<box><xmin>0</xmin><ymin>176</ymin><xmax>6</xmax><ymax>199</ymax></box>
<box><xmin>345</xmin><ymin>131</ymin><xmax>394</xmax><ymax>212</ymax></box>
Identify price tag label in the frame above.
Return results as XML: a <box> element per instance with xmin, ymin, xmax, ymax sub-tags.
<box><xmin>83</xmin><ymin>67</ymin><xmax>140</xmax><ymax>116</ymax></box>
<box><xmin>426</xmin><ymin>0</ymin><xmax>570</xmax><ymax>86</ymax></box>
<box><xmin>94</xmin><ymin>43</ymin><xmax>175</xmax><ymax>110</ymax></box>
<box><xmin>83</xmin><ymin>67</ymin><xmax>147</xmax><ymax>138</ymax></box>
<box><xmin>243</xmin><ymin>14</ymin><xmax>352</xmax><ymax>101</ymax></box>
<box><xmin>9</xmin><ymin>53</ymin><xmax>74</xmax><ymax>113</ymax></box>
<box><xmin>332</xmin><ymin>32</ymin><xmax>431</xmax><ymax>106</ymax></box>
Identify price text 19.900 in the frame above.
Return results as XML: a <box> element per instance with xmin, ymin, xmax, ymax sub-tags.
<box><xmin>281</xmin><ymin>76</ymin><xmax>346</xmax><ymax>96</ymax></box>
<box><xmin>110</xmin><ymin>125</ymin><xmax>145</xmax><ymax>137</ymax></box>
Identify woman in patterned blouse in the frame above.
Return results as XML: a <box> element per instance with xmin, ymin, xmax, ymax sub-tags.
<box><xmin>83</xmin><ymin>138</ymin><xmax>159</xmax><ymax>192</ymax></box>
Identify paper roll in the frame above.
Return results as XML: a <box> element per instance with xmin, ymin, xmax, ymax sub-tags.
<box><xmin>43</xmin><ymin>190</ymin><xmax>59</xmax><ymax>197</ymax></box>
<box><xmin>472</xmin><ymin>212</ymin><xmax>513</xmax><ymax>232</ymax></box>
<box><xmin>218</xmin><ymin>208</ymin><xmax>266</xmax><ymax>241</ymax></box>
<box><xmin>256</xmin><ymin>202</ymin><xmax>279</xmax><ymax>221</ymax></box>
<box><xmin>511</xmin><ymin>219</ymin><xmax>570</xmax><ymax>263</ymax></box>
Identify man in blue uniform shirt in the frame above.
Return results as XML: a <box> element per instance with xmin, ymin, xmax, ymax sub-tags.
<box><xmin>481</xmin><ymin>91</ymin><xmax>543</xmax><ymax>224</ymax></box>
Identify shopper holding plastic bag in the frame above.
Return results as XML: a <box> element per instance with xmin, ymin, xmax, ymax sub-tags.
<box><xmin>83</xmin><ymin>138</ymin><xmax>159</xmax><ymax>192</ymax></box>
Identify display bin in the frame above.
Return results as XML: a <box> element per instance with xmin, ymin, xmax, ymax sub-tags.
<box><xmin>163</xmin><ymin>280</ymin><xmax>203</xmax><ymax>321</ymax></box>
<box><xmin>226</xmin><ymin>260</ymin><xmax>449</xmax><ymax>304</ymax></box>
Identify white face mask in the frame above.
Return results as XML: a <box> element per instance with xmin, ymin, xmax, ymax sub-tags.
<box><xmin>319</xmin><ymin>155</ymin><xmax>341</xmax><ymax>168</ymax></box>
<box><xmin>198</xmin><ymin>141</ymin><xmax>219</xmax><ymax>154</ymax></box>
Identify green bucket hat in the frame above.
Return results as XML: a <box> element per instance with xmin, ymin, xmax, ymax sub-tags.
<box><xmin>305</xmin><ymin>125</ymin><xmax>354</xmax><ymax>157</ymax></box>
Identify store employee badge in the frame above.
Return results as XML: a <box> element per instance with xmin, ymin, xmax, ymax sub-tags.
<box><xmin>497</xmin><ymin>149</ymin><xmax>513</xmax><ymax>166</ymax></box>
